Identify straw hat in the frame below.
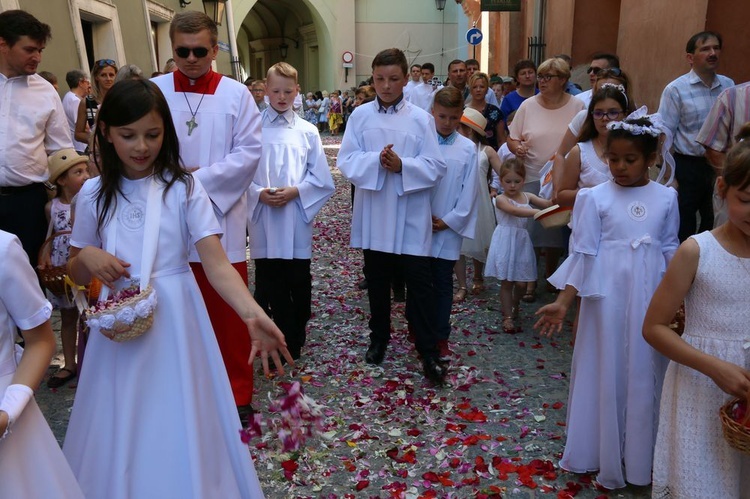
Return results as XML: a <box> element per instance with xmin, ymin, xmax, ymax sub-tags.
<box><xmin>48</xmin><ymin>148</ymin><xmax>88</xmax><ymax>185</ymax></box>
<box><xmin>461</xmin><ymin>107</ymin><xmax>487</xmax><ymax>137</ymax></box>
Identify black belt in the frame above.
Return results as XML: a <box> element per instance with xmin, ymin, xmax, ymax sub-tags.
<box><xmin>0</xmin><ymin>183</ymin><xmax>44</xmax><ymax>196</ymax></box>
<box><xmin>673</xmin><ymin>153</ymin><xmax>706</xmax><ymax>161</ymax></box>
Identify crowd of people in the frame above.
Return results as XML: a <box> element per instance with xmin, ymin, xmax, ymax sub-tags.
<box><xmin>1</xmin><ymin>6</ymin><xmax>749</xmax><ymax>498</ymax></box>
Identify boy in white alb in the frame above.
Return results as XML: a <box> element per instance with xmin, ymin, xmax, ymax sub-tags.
<box><xmin>429</xmin><ymin>87</ymin><xmax>480</xmax><ymax>360</ymax></box>
<box><xmin>337</xmin><ymin>48</ymin><xmax>448</xmax><ymax>384</ymax></box>
<box><xmin>152</xmin><ymin>12</ymin><xmax>261</xmax><ymax>419</ymax></box>
<box><xmin>247</xmin><ymin>62</ymin><xmax>334</xmax><ymax>361</ymax></box>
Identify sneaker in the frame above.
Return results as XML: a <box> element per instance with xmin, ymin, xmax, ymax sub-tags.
<box><xmin>437</xmin><ymin>339</ymin><xmax>452</xmax><ymax>362</ymax></box>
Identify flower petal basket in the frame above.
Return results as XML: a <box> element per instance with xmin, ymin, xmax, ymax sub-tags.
<box><xmin>37</xmin><ymin>230</ymin><xmax>72</xmax><ymax>297</ymax></box>
<box><xmin>86</xmin><ymin>285</ymin><xmax>157</xmax><ymax>343</ymax></box>
<box><xmin>720</xmin><ymin>398</ymin><xmax>750</xmax><ymax>455</ymax></box>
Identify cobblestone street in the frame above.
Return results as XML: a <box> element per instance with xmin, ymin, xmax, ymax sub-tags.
<box><xmin>37</xmin><ymin>137</ymin><xmax>651</xmax><ymax>498</ymax></box>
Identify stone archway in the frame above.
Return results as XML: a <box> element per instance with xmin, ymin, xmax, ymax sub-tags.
<box><xmin>232</xmin><ymin>0</ymin><xmax>348</xmax><ymax>92</ymax></box>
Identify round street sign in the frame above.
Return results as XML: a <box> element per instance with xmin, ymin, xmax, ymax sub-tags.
<box><xmin>466</xmin><ymin>27</ymin><xmax>483</xmax><ymax>46</ymax></box>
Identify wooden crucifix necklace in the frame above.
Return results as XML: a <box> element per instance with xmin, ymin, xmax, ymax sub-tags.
<box><xmin>183</xmin><ymin>91</ymin><xmax>206</xmax><ymax>136</ymax></box>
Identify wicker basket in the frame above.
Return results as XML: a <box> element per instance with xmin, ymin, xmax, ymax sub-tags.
<box><xmin>86</xmin><ymin>285</ymin><xmax>156</xmax><ymax>343</ymax></box>
<box><xmin>37</xmin><ymin>230</ymin><xmax>72</xmax><ymax>297</ymax></box>
<box><xmin>720</xmin><ymin>398</ymin><xmax>750</xmax><ymax>455</ymax></box>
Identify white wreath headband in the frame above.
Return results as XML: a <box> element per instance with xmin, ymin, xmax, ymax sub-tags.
<box><xmin>607</xmin><ymin>106</ymin><xmax>676</xmax><ymax>187</ymax></box>
<box><xmin>598</xmin><ymin>83</ymin><xmax>628</xmax><ymax>109</ymax></box>
<box><xmin>606</xmin><ymin>112</ymin><xmax>661</xmax><ymax>138</ymax></box>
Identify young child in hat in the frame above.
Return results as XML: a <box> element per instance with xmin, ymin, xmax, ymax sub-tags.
<box><xmin>41</xmin><ymin>149</ymin><xmax>90</xmax><ymax>388</ymax></box>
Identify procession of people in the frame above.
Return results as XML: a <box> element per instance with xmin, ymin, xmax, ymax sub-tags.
<box><xmin>1</xmin><ymin>6</ymin><xmax>749</xmax><ymax>498</ymax></box>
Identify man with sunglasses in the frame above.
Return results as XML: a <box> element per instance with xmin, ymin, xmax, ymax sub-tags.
<box><xmin>152</xmin><ymin>11</ymin><xmax>262</xmax><ymax>423</ymax></box>
<box><xmin>574</xmin><ymin>52</ymin><xmax>620</xmax><ymax>108</ymax></box>
<box><xmin>658</xmin><ymin>31</ymin><xmax>733</xmax><ymax>241</ymax></box>
<box><xmin>0</xmin><ymin>10</ymin><xmax>73</xmax><ymax>268</ymax></box>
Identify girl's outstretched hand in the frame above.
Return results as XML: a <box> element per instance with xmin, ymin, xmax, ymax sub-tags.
<box><xmin>534</xmin><ymin>302</ymin><xmax>568</xmax><ymax>337</ymax></box>
<box><xmin>707</xmin><ymin>357</ymin><xmax>750</xmax><ymax>401</ymax></box>
<box><xmin>78</xmin><ymin>246</ymin><xmax>131</xmax><ymax>289</ymax></box>
<box><xmin>245</xmin><ymin>314</ymin><xmax>295</xmax><ymax>377</ymax></box>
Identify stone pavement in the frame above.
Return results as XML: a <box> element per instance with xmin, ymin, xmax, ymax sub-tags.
<box><xmin>36</xmin><ymin>135</ymin><xmax>652</xmax><ymax>498</ymax></box>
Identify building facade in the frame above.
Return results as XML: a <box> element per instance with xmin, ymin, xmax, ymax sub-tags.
<box><xmin>7</xmin><ymin>0</ymin><xmax>466</xmax><ymax>96</ymax></box>
<box><xmin>6</xmin><ymin>0</ymin><xmax>744</xmax><ymax>107</ymax></box>
<box><xmin>476</xmin><ymin>0</ymin><xmax>749</xmax><ymax>110</ymax></box>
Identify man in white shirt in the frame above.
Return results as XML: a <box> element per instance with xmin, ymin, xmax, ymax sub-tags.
<box><xmin>406</xmin><ymin>62</ymin><xmax>438</xmax><ymax>111</ymax></box>
<box><xmin>62</xmin><ymin>69</ymin><xmax>90</xmax><ymax>154</ymax></box>
<box><xmin>404</xmin><ymin>63</ymin><xmax>422</xmax><ymax>100</ymax></box>
<box><xmin>152</xmin><ymin>11</ymin><xmax>262</xmax><ymax>422</ymax></box>
<box><xmin>0</xmin><ymin>10</ymin><xmax>73</xmax><ymax>267</ymax></box>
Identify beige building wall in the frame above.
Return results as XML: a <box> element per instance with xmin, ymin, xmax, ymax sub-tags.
<box><xmin>706</xmin><ymin>0</ymin><xmax>750</xmax><ymax>87</ymax></box>
<box><xmin>354</xmin><ymin>0</ymin><xmax>459</xmax><ymax>85</ymax></box>
<box><xmin>616</xmin><ymin>0</ymin><xmax>708</xmax><ymax>111</ymax></box>
<box><xmin>544</xmin><ymin>0</ymin><xmax>574</xmax><ymax>58</ymax></box>
<box><xmin>21</xmin><ymin>0</ymin><xmax>79</xmax><ymax>89</ymax></box>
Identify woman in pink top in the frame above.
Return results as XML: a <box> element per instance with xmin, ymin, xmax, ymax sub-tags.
<box><xmin>507</xmin><ymin>57</ymin><xmax>585</xmax><ymax>301</ymax></box>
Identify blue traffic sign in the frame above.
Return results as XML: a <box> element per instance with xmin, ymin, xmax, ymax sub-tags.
<box><xmin>466</xmin><ymin>28</ymin><xmax>483</xmax><ymax>46</ymax></box>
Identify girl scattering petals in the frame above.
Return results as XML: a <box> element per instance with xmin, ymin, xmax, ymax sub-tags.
<box><xmin>644</xmin><ymin>138</ymin><xmax>750</xmax><ymax>497</ymax></box>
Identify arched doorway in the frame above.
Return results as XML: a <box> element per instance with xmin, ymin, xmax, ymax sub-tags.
<box><xmin>233</xmin><ymin>0</ymin><xmax>336</xmax><ymax>94</ymax></box>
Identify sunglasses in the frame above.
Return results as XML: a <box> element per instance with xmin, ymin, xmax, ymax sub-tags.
<box><xmin>588</xmin><ymin>66</ymin><xmax>622</xmax><ymax>76</ymax></box>
<box><xmin>95</xmin><ymin>59</ymin><xmax>116</xmax><ymax>68</ymax></box>
<box><xmin>597</xmin><ymin>68</ymin><xmax>623</xmax><ymax>78</ymax></box>
<box><xmin>175</xmin><ymin>47</ymin><xmax>210</xmax><ymax>59</ymax></box>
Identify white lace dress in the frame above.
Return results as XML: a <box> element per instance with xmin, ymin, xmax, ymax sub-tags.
<box><xmin>484</xmin><ymin>194</ymin><xmax>536</xmax><ymax>282</ymax></box>
<box><xmin>652</xmin><ymin>231</ymin><xmax>750</xmax><ymax>498</ymax></box>
<box><xmin>47</xmin><ymin>198</ymin><xmax>74</xmax><ymax>309</ymax></box>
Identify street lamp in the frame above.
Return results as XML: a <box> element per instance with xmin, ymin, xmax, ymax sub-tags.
<box><xmin>279</xmin><ymin>42</ymin><xmax>289</xmax><ymax>60</ymax></box>
<box><xmin>202</xmin><ymin>0</ymin><xmax>226</xmax><ymax>25</ymax></box>
<box><xmin>435</xmin><ymin>0</ymin><xmax>447</xmax><ymax>10</ymax></box>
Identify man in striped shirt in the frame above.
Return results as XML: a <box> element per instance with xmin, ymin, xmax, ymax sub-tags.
<box><xmin>657</xmin><ymin>31</ymin><xmax>733</xmax><ymax>242</ymax></box>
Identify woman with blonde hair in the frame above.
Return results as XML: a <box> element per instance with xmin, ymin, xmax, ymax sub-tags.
<box><xmin>466</xmin><ymin>72</ymin><xmax>505</xmax><ymax>149</ymax></box>
<box><xmin>74</xmin><ymin>59</ymin><xmax>117</xmax><ymax>145</ymax></box>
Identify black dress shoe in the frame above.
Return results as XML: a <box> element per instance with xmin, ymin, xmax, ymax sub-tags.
<box><xmin>422</xmin><ymin>357</ymin><xmax>447</xmax><ymax>385</ymax></box>
<box><xmin>365</xmin><ymin>341</ymin><xmax>387</xmax><ymax>365</ymax></box>
<box><xmin>357</xmin><ymin>278</ymin><xmax>368</xmax><ymax>290</ymax></box>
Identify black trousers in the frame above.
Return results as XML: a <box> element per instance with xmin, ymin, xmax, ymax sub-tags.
<box><xmin>0</xmin><ymin>183</ymin><xmax>48</xmax><ymax>267</ymax></box>
<box><xmin>363</xmin><ymin>250</ymin><xmax>438</xmax><ymax>360</ymax></box>
<box><xmin>675</xmin><ymin>153</ymin><xmax>714</xmax><ymax>242</ymax></box>
<box><xmin>253</xmin><ymin>258</ymin><xmax>312</xmax><ymax>358</ymax></box>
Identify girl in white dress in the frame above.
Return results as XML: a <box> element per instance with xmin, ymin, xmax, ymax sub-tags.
<box><xmin>555</xmin><ymin>85</ymin><xmax>628</xmax><ymax>206</ymax></box>
<box><xmin>64</xmin><ymin>79</ymin><xmax>292</xmax><ymax>499</ymax></box>
<box><xmin>644</xmin><ymin>139</ymin><xmax>750</xmax><ymax>498</ymax></box>
<box><xmin>535</xmin><ymin>115</ymin><xmax>679</xmax><ymax>489</ymax></box>
<box><xmin>553</xmin><ymin>86</ymin><xmax>628</xmax><ymax>343</ymax></box>
<box><xmin>0</xmin><ymin>230</ymin><xmax>84</xmax><ymax>498</ymax></box>
<box><xmin>41</xmin><ymin>149</ymin><xmax>90</xmax><ymax>388</ymax></box>
<box><xmin>485</xmin><ymin>158</ymin><xmax>551</xmax><ymax>332</ymax></box>
<box><xmin>454</xmin><ymin>108</ymin><xmax>502</xmax><ymax>302</ymax></box>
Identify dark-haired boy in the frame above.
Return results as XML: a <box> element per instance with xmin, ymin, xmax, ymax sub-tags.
<box><xmin>407</xmin><ymin>62</ymin><xmax>438</xmax><ymax>111</ymax></box>
<box><xmin>338</xmin><ymin>48</ymin><xmax>448</xmax><ymax>383</ymax></box>
<box><xmin>430</xmin><ymin>87</ymin><xmax>479</xmax><ymax>361</ymax></box>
